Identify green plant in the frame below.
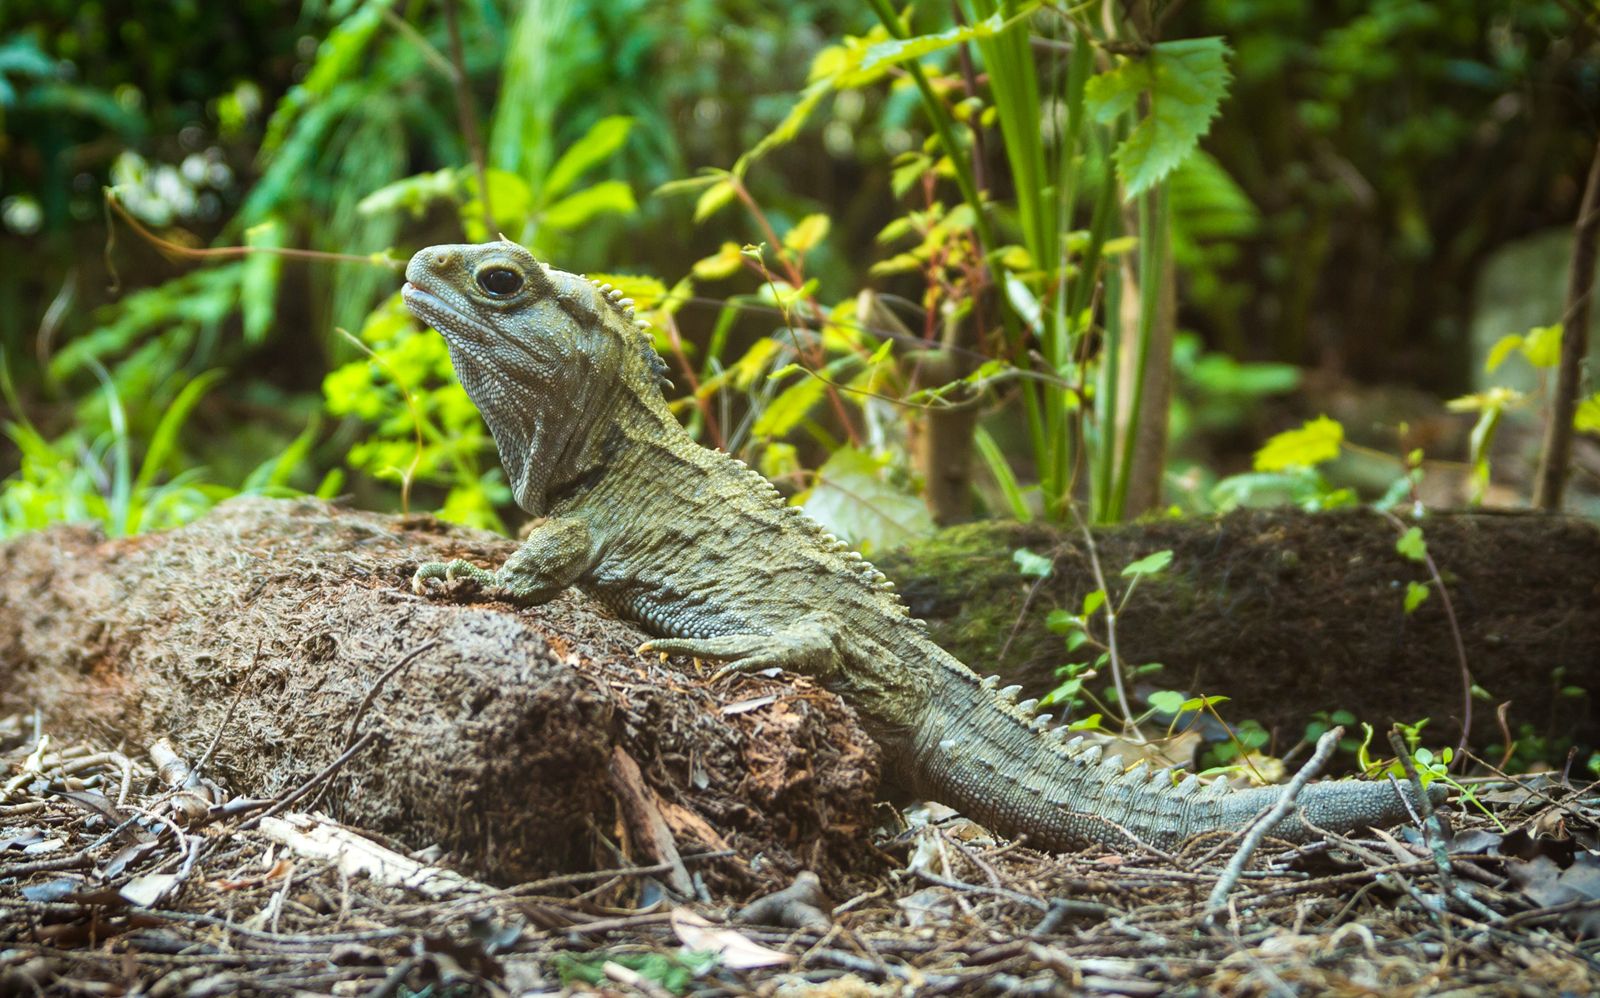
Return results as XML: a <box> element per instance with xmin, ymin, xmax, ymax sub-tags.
<box><xmin>656</xmin><ymin>1</ymin><xmax>1238</xmax><ymax>531</ymax></box>
<box><xmin>0</xmin><ymin>361</ymin><xmax>319</xmax><ymax>539</ymax></box>
<box><xmin>1032</xmin><ymin>544</ymin><xmax>1173</xmax><ymax>730</ymax></box>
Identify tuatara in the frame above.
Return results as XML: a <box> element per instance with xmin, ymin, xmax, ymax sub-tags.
<box><xmin>400</xmin><ymin>239</ymin><xmax>1440</xmax><ymax>852</ymax></box>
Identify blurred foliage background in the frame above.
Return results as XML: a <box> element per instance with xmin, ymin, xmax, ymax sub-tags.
<box><xmin>1</xmin><ymin>0</ymin><xmax>1597</xmax><ymax>543</ymax></box>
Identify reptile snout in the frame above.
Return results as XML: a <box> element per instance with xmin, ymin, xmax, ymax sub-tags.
<box><xmin>404</xmin><ymin>246</ymin><xmax>464</xmax><ymax>288</ymax></box>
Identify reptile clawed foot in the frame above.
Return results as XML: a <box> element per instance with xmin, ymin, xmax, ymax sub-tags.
<box><xmin>638</xmin><ymin>635</ymin><xmax>787</xmax><ymax>681</ymax></box>
<box><xmin>412</xmin><ymin>559</ymin><xmax>497</xmax><ymax>595</ymax></box>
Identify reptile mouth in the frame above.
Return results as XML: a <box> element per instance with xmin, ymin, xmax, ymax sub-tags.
<box><xmin>401</xmin><ymin>283</ymin><xmax>495</xmax><ymax>341</ymax></box>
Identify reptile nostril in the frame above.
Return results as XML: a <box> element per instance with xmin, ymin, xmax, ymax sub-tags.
<box><xmin>432</xmin><ymin>251</ymin><xmax>457</xmax><ymax>269</ymax></box>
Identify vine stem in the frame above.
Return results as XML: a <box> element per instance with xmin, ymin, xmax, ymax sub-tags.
<box><xmin>1068</xmin><ymin>504</ymin><xmax>1142</xmax><ymax>739</ymax></box>
<box><xmin>1378</xmin><ymin>509</ymin><xmax>1473</xmax><ymax>766</ymax></box>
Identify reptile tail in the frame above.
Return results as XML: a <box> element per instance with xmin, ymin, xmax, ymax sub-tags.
<box><xmin>905</xmin><ymin>657</ymin><xmax>1443</xmax><ymax>852</ymax></box>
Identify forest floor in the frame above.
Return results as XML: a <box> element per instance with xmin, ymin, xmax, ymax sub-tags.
<box><xmin>1</xmin><ymin>499</ymin><xmax>1598</xmax><ymax>995</ymax></box>
<box><xmin>2</xmin><ymin>721</ymin><xmax>1597</xmax><ymax>996</ymax></box>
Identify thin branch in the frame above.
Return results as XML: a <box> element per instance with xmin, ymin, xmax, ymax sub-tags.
<box><xmin>193</xmin><ymin>639</ymin><xmax>263</xmax><ymax>782</ymax></box>
<box><xmin>239</xmin><ymin>730</ymin><xmax>379</xmax><ymax>831</ymax></box>
<box><xmin>441</xmin><ymin>0</ymin><xmax>495</xmax><ymax>236</ymax></box>
<box><xmin>1205</xmin><ymin>725</ymin><xmax>1342</xmax><ymax>918</ymax></box>
<box><xmin>1534</xmin><ymin>130</ymin><xmax>1600</xmax><ymax>509</ymax></box>
<box><xmin>1068</xmin><ymin>504</ymin><xmax>1140</xmax><ymax>737</ymax></box>
<box><xmin>103</xmin><ymin>189</ymin><xmax>384</xmax><ymax>269</ymax></box>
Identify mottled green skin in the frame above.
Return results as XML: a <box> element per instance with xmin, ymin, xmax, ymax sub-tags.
<box><xmin>403</xmin><ymin>241</ymin><xmax>1439</xmax><ymax>852</ymax></box>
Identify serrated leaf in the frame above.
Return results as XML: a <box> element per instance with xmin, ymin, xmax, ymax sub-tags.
<box><xmin>1253</xmin><ymin>415</ymin><xmax>1343</xmax><ymax>472</ymax></box>
<box><xmin>1085</xmin><ymin>37</ymin><xmax>1232</xmax><ymax>199</ymax></box>
<box><xmin>783</xmin><ymin>214</ymin><xmax>831</xmax><ymax>255</ymax></box>
<box><xmin>543</xmin><ymin>115</ymin><xmax>632</xmax><ymax>201</ymax></box>
<box><xmin>1404</xmin><ymin>580</ymin><xmax>1430</xmax><ymax>614</ymax></box>
<box><xmin>1121</xmin><ymin>549</ymin><xmax>1173</xmax><ymax>578</ymax></box>
<box><xmin>1013</xmin><ymin>547</ymin><xmax>1053</xmax><ymax>579</ymax></box>
<box><xmin>541</xmin><ymin>180</ymin><xmax>636</xmax><ymax>230</ymax></box>
<box><xmin>1396</xmin><ymin>526</ymin><xmax>1428</xmax><ymax>563</ymax></box>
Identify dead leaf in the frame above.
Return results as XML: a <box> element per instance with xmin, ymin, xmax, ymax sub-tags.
<box><xmin>897</xmin><ymin>887</ymin><xmax>957</xmax><ymax>929</ymax></box>
<box><xmin>119</xmin><ymin>872</ymin><xmax>179</xmax><ymax>908</ymax></box>
<box><xmin>721</xmin><ymin>695</ymin><xmax>779</xmax><ymax>715</ymax></box>
<box><xmin>669</xmin><ymin>908</ymin><xmax>792</xmax><ymax>969</ymax></box>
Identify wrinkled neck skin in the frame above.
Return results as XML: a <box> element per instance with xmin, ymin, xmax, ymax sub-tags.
<box><xmin>450</xmin><ymin>326</ymin><xmax>641</xmax><ymax>517</ymax></box>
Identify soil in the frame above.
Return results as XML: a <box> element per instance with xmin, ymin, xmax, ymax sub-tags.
<box><xmin>0</xmin><ymin>496</ymin><xmax>880</xmax><ymax>890</ymax></box>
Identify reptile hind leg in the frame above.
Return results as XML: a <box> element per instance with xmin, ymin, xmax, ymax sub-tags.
<box><xmin>640</xmin><ymin>617</ymin><xmax>840</xmax><ymax>682</ymax></box>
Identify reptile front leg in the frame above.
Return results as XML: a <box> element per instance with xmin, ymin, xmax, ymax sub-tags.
<box><xmin>413</xmin><ymin>515</ymin><xmax>594</xmax><ymax>606</ymax></box>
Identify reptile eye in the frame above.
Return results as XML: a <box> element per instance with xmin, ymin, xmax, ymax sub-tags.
<box><xmin>476</xmin><ymin>267</ymin><xmax>524</xmax><ymax>298</ymax></box>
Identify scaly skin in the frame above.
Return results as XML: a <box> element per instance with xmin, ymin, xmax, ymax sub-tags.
<box><xmin>401</xmin><ymin>240</ymin><xmax>1441</xmax><ymax>852</ymax></box>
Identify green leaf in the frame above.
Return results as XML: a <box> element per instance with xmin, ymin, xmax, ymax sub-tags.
<box><xmin>460</xmin><ymin>169</ymin><xmax>534</xmax><ymax>241</ymax></box>
<box><xmin>1081</xmin><ymin>589</ymin><xmax>1106</xmax><ymax>617</ymax></box>
<box><xmin>356</xmin><ymin>168</ymin><xmax>461</xmax><ymax>218</ymax></box>
<box><xmin>1520</xmin><ymin>323</ymin><xmax>1563</xmax><ymax>368</ymax></box>
<box><xmin>693</xmin><ymin>242</ymin><xmax>745</xmax><ymax>281</ymax></box>
<box><xmin>1045</xmin><ymin>608</ymin><xmax>1077</xmax><ymax>633</ymax></box>
<box><xmin>1147</xmin><ymin>690</ymin><xmax>1186</xmax><ymax>715</ymax></box>
<box><xmin>973</xmin><ymin>425</ymin><xmax>1033</xmax><ymax>523</ymax></box>
<box><xmin>751</xmin><ymin>373</ymin><xmax>828</xmax><ymax>439</ymax></box>
<box><xmin>695</xmin><ymin>178</ymin><xmax>738</xmax><ymax>223</ymax></box>
<box><xmin>1085</xmin><ymin>37</ymin><xmax>1232</xmax><ymax>199</ymax></box>
<box><xmin>1575</xmin><ymin>393</ymin><xmax>1600</xmax><ymax>434</ymax></box>
<box><xmin>540</xmin><ymin>180</ymin><xmax>636</xmax><ymax>230</ymax></box>
<box><xmin>240</xmin><ymin>221</ymin><xmax>282</xmax><ymax>344</ymax></box>
<box><xmin>1013</xmin><ymin>547</ymin><xmax>1053</xmax><ymax>579</ymax></box>
<box><xmin>856</xmin><ymin>13</ymin><xmax>1004</xmax><ymax>75</ymax></box>
<box><xmin>1065</xmin><ymin>630</ymin><xmax>1090</xmax><ymax>651</ymax></box>
<box><xmin>737</xmin><ymin>79</ymin><xmax>831</xmax><ymax>172</ymax></box>
<box><xmin>782</xmin><ymin>213</ymin><xmax>831</xmax><ymax>255</ymax></box>
<box><xmin>1067</xmin><ymin>713</ymin><xmax>1104</xmax><ymax>732</ymax></box>
<box><xmin>542</xmin><ymin>115</ymin><xmax>632</xmax><ymax>201</ymax></box>
<box><xmin>1403</xmin><ymin>580</ymin><xmax>1430</xmax><ymax>614</ymax></box>
<box><xmin>1121</xmin><ymin>549</ymin><xmax>1174</xmax><ymax>578</ymax></box>
<box><xmin>800</xmin><ymin>446</ymin><xmax>933</xmax><ymax>555</ymax></box>
<box><xmin>1484</xmin><ymin>333</ymin><xmax>1524</xmax><ymax>373</ymax></box>
<box><xmin>1396</xmin><ymin>526</ymin><xmax>1428</xmax><ymax>563</ymax></box>
<box><xmin>1253</xmin><ymin>415</ymin><xmax>1343</xmax><ymax>472</ymax></box>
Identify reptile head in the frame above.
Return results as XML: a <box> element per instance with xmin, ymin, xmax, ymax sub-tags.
<box><xmin>401</xmin><ymin>239</ymin><xmax>662</xmax><ymax>514</ymax></box>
